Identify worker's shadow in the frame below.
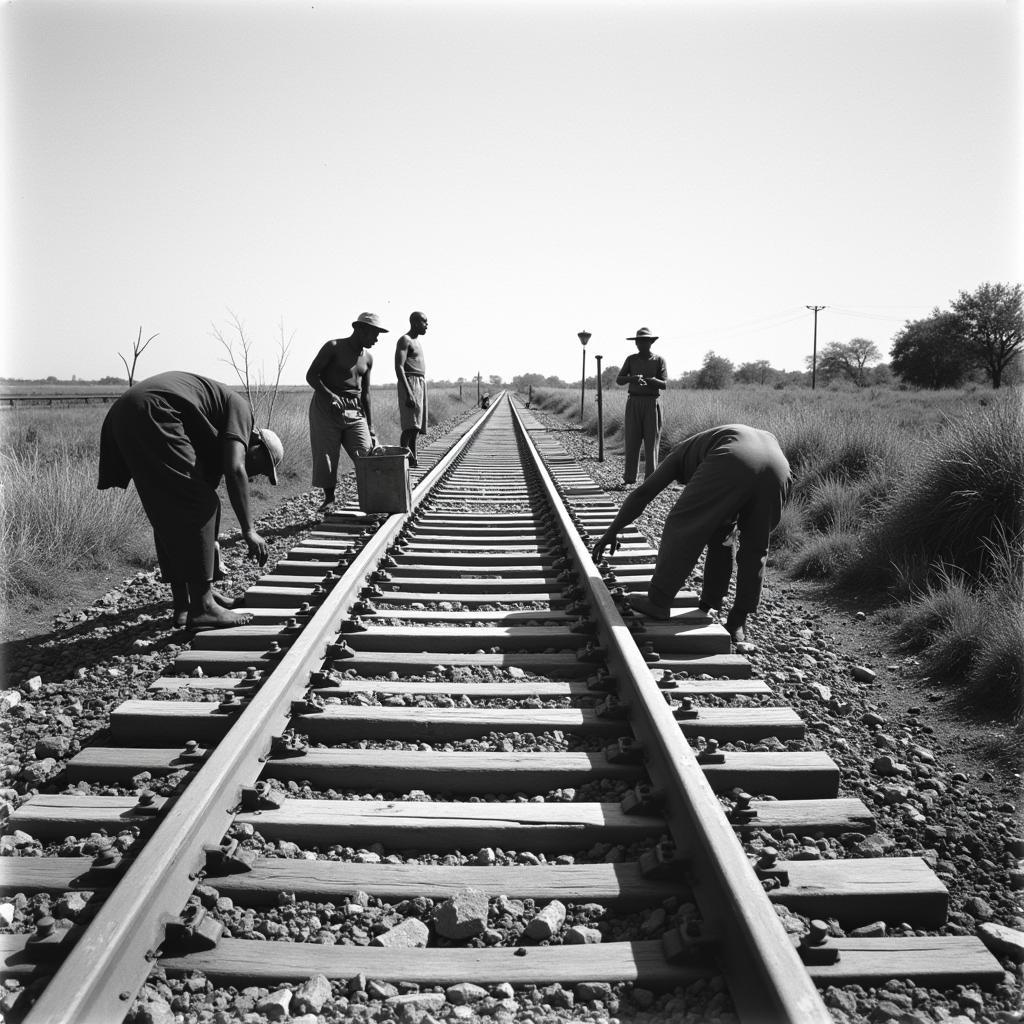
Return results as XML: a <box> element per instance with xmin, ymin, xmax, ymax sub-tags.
<box><xmin>2</xmin><ymin>600</ymin><xmax>184</xmax><ymax>683</ymax></box>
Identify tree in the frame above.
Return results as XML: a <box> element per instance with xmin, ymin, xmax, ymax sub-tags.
<box><xmin>212</xmin><ymin>311</ymin><xmax>294</xmax><ymax>426</ymax></box>
<box><xmin>809</xmin><ymin>338</ymin><xmax>881</xmax><ymax>386</ymax></box>
<box><xmin>489</xmin><ymin>374</ymin><xmax>503</xmax><ymax>387</ymax></box>
<box><xmin>951</xmin><ymin>282</ymin><xmax>1023</xmax><ymax>389</ymax></box>
<box><xmin>695</xmin><ymin>351</ymin><xmax>734</xmax><ymax>390</ymax></box>
<box><xmin>890</xmin><ymin>310</ymin><xmax>974</xmax><ymax>388</ymax></box>
<box><xmin>601</xmin><ymin>364</ymin><xmax>620</xmax><ymax>387</ymax></box>
<box><xmin>118</xmin><ymin>326</ymin><xmax>159</xmax><ymax>386</ymax></box>
<box><xmin>512</xmin><ymin>373</ymin><xmax>545</xmax><ymax>389</ymax></box>
<box><xmin>734</xmin><ymin>359</ymin><xmax>777</xmax><ymax>386</ymax></box>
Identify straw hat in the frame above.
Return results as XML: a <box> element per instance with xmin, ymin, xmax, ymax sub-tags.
<box><xmin>352</xmin><ymin>312</ymin><xmax>389</xmax><ymax>333</ymax></box>
<box><xmin>627</xmin><ymin>327</ymin><xmax>658</xmax><ymax>341</ymax></box>
<box><xmin>253</xmin><ymin>427</ymin><xmax>284</xmax><ymax>485</ymax></box>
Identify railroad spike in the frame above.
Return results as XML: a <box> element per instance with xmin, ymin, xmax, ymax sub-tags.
<box><xmin>214</xmin><ymin>693</ymin><xmax>246</xmax><ymax>714</ymax></box>
<box><xmin>178</xmin><ymin>739</ymin><xmax>206</xmax><ymax>763</ymax></box>
<box><xmin>586</xmin><ymin>670</ymin><xmax>617</xmax><ymax>693</ymax></box>
<box><xmin>25</xmin><ymin>916</ymin><xmax>68</xmax><ymax>961</ymax></box>
<box><xmin>240</xmin><ymin>782</ymin><xmax>285</xmax><ymax>812</ymax></box>
<box><xmin>662</xmin><ymin>921</ymin><xmax>715</xmax><ymax>964</ymax></box>
<box><xmin>338</xmin><ymin>616</ymin><xmax>368</xmax><ymax>633</ymax></box>
<box><xmin>132</xmin><ymin>789</ymin><xmax>163</xmax><ymax>816</ymax></box>
<box><xmin>271</xmin><ymin>730</ymin><xmax>309</xmax><ymax>758</ymax></box>
<box><xmin>668</xmin><ymin>694</ymin><xmax>699</xmax><ymax>720</ymax></box>
<box><xmin>369</xmin><ymin>569</ymin><xmax>392</xmax><ymax>584</ymax></box>
<box><xmin>163</xmin><ymin>904</ymin><xmax>224</xmax><ymax>956</ymax></box>
<box><xmin>753</xmin><ymin>846</ymin><xmax>790</xmax><ymax>887</ymax></box>
<box><xmin>638</xmin><ymin>840</ymin><xmax>687</xmax><ymax>879</ymax></box>
<box><xmin>640</xmin><ymin>642</ymin><xmax>661</xmax><ymax>663</ymax></box>
<box><xmin>596</xmin><ymin>695</ymin><xmax>629</xmax><ymax>720</ymax></box>
<box><xmin>291</xmin><ymin>693</ymin><xmax>326</xmax><ymax>716</ymax></box>
<box><xmin>798</xmin><ymin>920</ymin><xmax>840</xmax><ymax>965</ymax></box>
<box><xmin>351</xmin><ymin>599</ymin><xmax>377</xmax><ymax>616</ymax></box>
<box><xmin>603</xmin><ymin>737</ymin><xmax>644</xmax><ymax>764</ymax></box>
<box><xmin>327</xmin><ymin>639</ymin><xmax>354</xmax><ymax>660</ymax></box>
<box><xmin>362</xmin><ymin>584</ymin><xmax>384</xmax><ymax>599</ymax></box>
<box><xmin>697</xmin><ymin>737</ymin><xmax>726</xmax><ymax>764</ymax></box>
<box><xmin>729</xmin><ymin>789</ymin><xmax>758</xmax><ymax>823</ymax></box>
<box><xmin>90</xmin><ymin>839</ymin><xmax>124</xmax><ymax>873</ymax></box>
<box><xmin>620</xmin><ymin>783</ymin><xmax>665</xmax><ymax>815</ymax></box>
<box><xmin>576</xmin><ymin>640</ymin><xmax>607</xmax><ymax>663</ymax></box>
<box><xmin>205</xmin><ymin>839</ymin><xmax>256</xmax><ymax>876</ymax></box>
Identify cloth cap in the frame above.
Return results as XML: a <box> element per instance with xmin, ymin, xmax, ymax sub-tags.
<box><xmin>627</xmin><ymin>327</ymin><xmax>658</xmax><ymax>341</ymax></box>
<box><xmin>254</xmin><ymin>427</ymin><xmax>284</xmax><ymax>485</ymax></box>
<box><xmin>352</xmin><ymin>312</ymin><xmax>388</xmax><ymax>333</ymax></box>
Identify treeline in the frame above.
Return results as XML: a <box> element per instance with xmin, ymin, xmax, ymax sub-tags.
<box><xmin>516</xmin><ymin>281</ymin><xmax>1022</xmax><ymax>392</ymax></box>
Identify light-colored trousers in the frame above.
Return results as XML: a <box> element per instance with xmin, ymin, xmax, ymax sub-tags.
<box><xmin>623</xmin><ymin>396</ymin><xmax>662</xmax><ymax>483</ymax></box>
<box><xmin>308</xmin><ymin>395</ymin><xmax>373</xmax><ymax>490</ymax></box>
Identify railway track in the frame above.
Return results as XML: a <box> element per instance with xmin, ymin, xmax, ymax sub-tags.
<box><xmin>0</xmin><ymin>394</ymin><xmax>1004</xmax><ymax>1023</ymax></box>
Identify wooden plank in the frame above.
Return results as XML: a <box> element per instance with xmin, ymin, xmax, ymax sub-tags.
<box><xmin>358</xmin><ymin>609</ymin><xmax>574</xmax><ymax>624</ymax></box>
<box><xmin>739</xmin><ymin>798</ymin><xmax>874</xmax><ymax>837</ymax></box>
<box><xmin>769</xmin><ymin>857</ymin><xmax>948</xmax><ymax>927</ymax></box>
<box><xmin>7</xmin><ymin>794</ymin><xmax>166</xmax><ymax>839</ymax></box>
<box><xmin>233</xmin><ymin>799</ymin><xmax>664</xmax><ymax>850</ymax></box>
<box><xmin>373</xmin><ymin>590</ymin><xmax>566</xmax><ymax>605</ymax></box>
<box><xmin>108</xmin><ymin>700</ymin><xmax>803</xmax><ymax>744</ymax></box>
<box><xmin>0</xmin><ymin>857</ymin><xmax>117</xmax><ymax>895</ymax></box>
<box><xmin>338</xmin><ymin>624</ymin><xmax>731</xmax><ymax>655</ymax></box>
<box><xmin>158</xmin><ymin>938</ymin><xmax>710</xmax><ymax>988</ymax></box>
<box><xmin>805</xmin><ymin>936</ymin><xmax>1004</xmax><ymax>988</ymax></box>
<box><xmin>210</xmin><ymin>860</ymin><xmax>683</xmax><ymax>909</ymax></box>
<box><xmin>65</xmin><ymin>746</ymin><xmax>836</xmax><ymax>798</ymax></box>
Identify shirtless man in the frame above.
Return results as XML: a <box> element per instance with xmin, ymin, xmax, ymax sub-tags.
<box><xmin>395</xmin><ymin>311</ymin><xmax>429</xmax><ymax>467</ymax></box>
<box><xmin>306</xmin><ymin>312</ymin><xmax>386</xmax><ymax>511</ymax></box>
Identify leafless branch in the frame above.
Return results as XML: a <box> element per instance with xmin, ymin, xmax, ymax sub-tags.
<box><xmin>118</xmin><ymin>326</ymin><xmax>159</xmax><ymax>385</ymax></box>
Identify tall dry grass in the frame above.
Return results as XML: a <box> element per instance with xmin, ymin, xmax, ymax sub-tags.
<box><xmin>0</xmin><ymin>386</ymin><xmax>474</xmax><ymax>611</ymax></box>
<box><xmin>533</xmin><ymin>384</ymin><xmax>1023</xmax><ymax>718</ymax></box>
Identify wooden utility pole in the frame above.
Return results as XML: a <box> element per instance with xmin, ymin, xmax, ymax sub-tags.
<box><xmin>806</xmin><ymin>306</ymin><xmax>826</xmax><ymax>389</ymax></box>
<box><xmin>595</xmin><ymin>354</ymin><xmax>604</xmax><ymax>461</ymax></box>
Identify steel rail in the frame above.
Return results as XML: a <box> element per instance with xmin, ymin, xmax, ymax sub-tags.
<box><xmin>22</xmin><ymin>398</ymin><xmax>504</xmax><ymax>1024</ymax></box>
<box><xmin>508</xmin><ymin>398</ymin><xmax>833</xmax><ymax>1024</ymax></box>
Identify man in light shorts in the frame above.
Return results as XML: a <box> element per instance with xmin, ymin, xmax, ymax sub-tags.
<box><xmin>306</xmin><ymin>312</ymin><xmax>386</xmax><ymax>511</ymax></box>
<box><xmin>395</xmin><ymin>311</ymin><xmax>429</xmax><ymax>467</ymax></box>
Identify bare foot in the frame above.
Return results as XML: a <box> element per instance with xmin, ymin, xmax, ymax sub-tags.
<box><xmin>186</xmin><ymin>607</ymin><xmax>254</xmax><ymax>630</ymax></box>
<box><xmin>211</xmin><ymin>588</ymin><xmax>244</xmax><ymax>610</ymax></box>
<box><xmin>629</xmin><ymin>594</ymin><xmax>672</xmax><ymax>620</ymax></box>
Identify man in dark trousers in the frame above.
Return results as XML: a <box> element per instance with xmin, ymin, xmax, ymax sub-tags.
<box><xmin>591</xmin><ymin>424</ymin><xmax>792</xmax><ymax>642</ymax></box>
<box><xmin>616</xmin><ymin>327</ymin><xmax>667</xmax><ymax>487</ymax></box>
<box><xmin>98</xmin><ymin>371</ymin><xmax>283</xmax><ymax>630</ymax></box>
<box><xmin>394</xmin><ymin>311</ymin><xmax>429</xmax><ymax>467</ymax></box>
<box><xmin>306</xmin><ymin>312</ymin><xmax>386</xmax><ymax>510</ymax></box>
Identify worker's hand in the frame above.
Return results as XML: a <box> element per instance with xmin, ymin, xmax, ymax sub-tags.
<box><xmin>592</xmin><ymin>530</ymin><xmax>619</xmax><ymax>561</ymax></box>
<box><xmin>635</xmin><ymin>375</ymin><xmax>647</xmax><ymax>387</ymax></box>
<box><xmin>330</xmin><ymin>397</ymin><xmax>342</xmax><ymax>412</ymax></box>
<box><xmin>244</xmin><ymin>529</ymin><xmax>269</xmax><ymax>566</ymax></box>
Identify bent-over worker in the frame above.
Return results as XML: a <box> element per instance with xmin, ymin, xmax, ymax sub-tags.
<box><xmin>98</xmin><ymin>371</ymin><xmax>283</xmax><ymax>630</ymax></box>
<box><xmin>591</xmin><ymin>424</ymin><xmax>791</xmax><ymax>642</ymax></box>
<box><xmin>616</xmin><ymin>327</ymin><xmax>667</xmax><ymax>486</ymax></box>
<box><xmin>395</xmin><ymin>311</ymin><xmax>429</xmax><ymax>467</ymax></box>
<box><xmin>306</xmin><ymin>312</ymin><xmax>386</xmax><ymax>511</ymax></box>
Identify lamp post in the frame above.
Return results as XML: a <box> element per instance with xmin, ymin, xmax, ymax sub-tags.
<box><xmin>595</xmin><ymin>353</ymin><xmax>604</xmax><ymax>461</ymax></box>
<box><xmin>578</xmin><ymin>331</ymin><xmax>591</xmax><ymax>422</ymax></box>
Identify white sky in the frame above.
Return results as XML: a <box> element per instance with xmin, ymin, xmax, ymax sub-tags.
<box><xmin>3</xmin><ymin>0</ymin><xmax>1020</xmax><ymax>385</ymax></box>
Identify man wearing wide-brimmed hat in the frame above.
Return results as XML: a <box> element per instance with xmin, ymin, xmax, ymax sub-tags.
<box><xmin>615</xmin><ymin>327</ymin><xmax>667</xmax><ymax>487</ymax></box>
<box><xmin>306</xmin><ymin>312</ymin><xmax>387</xmax><ymax>511</ymax></box>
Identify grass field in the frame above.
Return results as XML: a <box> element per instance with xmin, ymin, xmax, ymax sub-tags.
<box><xmin>0</xmin><ymin>385</ymin><xmax>475</xmax><ymax>618</ymax></box>
<box><xmin>534</xmin><ymin>384</ymin><xmax>1024</xmax><ymax>720</ymax></box>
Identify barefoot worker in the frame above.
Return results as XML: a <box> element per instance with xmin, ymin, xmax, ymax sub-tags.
<box><xmin>616</xmin><ymin>327</ymin><xmax>667</xmax><ymax>487</ymax></box>
<box><xmin>306</xmin><ymin>312</ymin><xmax>386</xmax><ymax>510</ymax></box>
<box><xmin>591</xmin><ymin>424</ymin><xmax>791</xmax><ymax>642</ymax></box>
<box><xmin>394</xmin><ymin>311</ymin><xmax>429</xmax><ymax>467</ymax></box>
<box><xmin>97</xmin><ymin>371</ymin><xmax>283</xmax><ymax>630</ymax></box>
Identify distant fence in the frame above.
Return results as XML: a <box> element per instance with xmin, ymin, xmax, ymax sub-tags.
<box><xmin>0</xmin><ymin>390</ymin><xmax>126</xmax><ymax>407</ymax></box>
